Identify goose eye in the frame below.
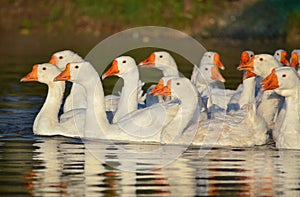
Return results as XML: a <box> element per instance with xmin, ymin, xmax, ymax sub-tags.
<box><xmin>205</xmin><ymin>67</ymin><xmax>208</xmax><ymax>71</ymax></box>
<box><xmin>42</xmin><ymin>67</ymin><xmax>47</xmax><ymax>70</ymax></box>
<box><xmin>282</xmin><ymin>74</ymin><xmax>286</xmax><ymax>78</ymax></box>
<box><xmin>176</xmin><ymin>82</ymin><xmax>180</xmax><ymax>86</ymax></box>
<box><xmin>122</xmin><ymin>60</ymin><xmax>126</xmax><ymax>64</ymax></box>
<box><xmin>208</xmin><ymin>55</ymin><xmax>211</xmax><ymax>58</ymax></box>
<box><xmin>259</xmin><ymin>58</ymin><xmax>263</xmax><ymax>61</ymax></box>
<box><xmin>276</xmin><ymin>53</ymin><xmax>279</xmax><ymax>56</ymax></box>
<box><xmin>75</xmin><ymin>65</ymin><xmax>79</xmax><ymax>69</ymax></box>
<box><xmin>59</xmin><ymin>56</ymin><xmax>63</xmax><ymax>59</ymax></box>
<box><xmin>159</xmin><ymin>55</ymin><xmax>163</xmax><ymax>58</ymax></box>
<box><xmin>250</xmin><ymin>54</ymin><xmax>253</xmax><ymax>58</ymax></box>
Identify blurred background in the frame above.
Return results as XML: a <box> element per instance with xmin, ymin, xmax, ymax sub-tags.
<box><xmin>1</xmin><ymin>0</ymin><xmax>300</xmax><ymax>89</ymax></box>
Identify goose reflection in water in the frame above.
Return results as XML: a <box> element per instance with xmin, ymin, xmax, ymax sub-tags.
<box><xmin>17</xmin><ymin>137</ymin><xmax>299</xmax><ymax>196</ymax></box>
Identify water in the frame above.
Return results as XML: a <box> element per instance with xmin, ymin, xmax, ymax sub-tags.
<box><xmin>1</xmin><ymin>33</ymin><xmax>300</xmax><ymax>196</ymax></box>
<box><xmin>1</xmin><ymin>138</ymin><xmax>300</xmax><ymax>196</ymax></box>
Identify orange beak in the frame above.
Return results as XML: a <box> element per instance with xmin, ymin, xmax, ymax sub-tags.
<box><xmin>237</xmin><ymin>57</ymin><xmax>255</xmax><ymax>71</ymax></box>
<box><xmin>20</xmin><ymin>64</ymin><xmax>39</xmax><ymax>82</ymax></box>
<box><xmin>49</xmin><ymin>55</ymin><xmax>57</xmax><ymax>65</ymax></box>
<box><xmin>213</xmin><ymin>53</ymin><xmax>225</xmax><ymax>70</ymax></box>
<box><xmin>243</xmin><ymin>71</ymin><xmax>257</xmax><ymax>80</ymax></box>
<box><xmin>260</xmin><ymin>69</ymin><xmax>279</xmax><ymax>91</ymax></box>
<box><xmin>155</xmin><ymin>80</ymin><xmax>171</xmax><ymax>96</ymax></box>
<box><xmin>149</xmin><ymin>79</ymin><xmax>164</xmax><ymax>95</ymax></box>
<box><xmin>239</xmin><ymin>51</ymin><xmax>250</xmax><ymax>66</ymax></box>
<box><xmin>139</xmin><ymin>53</ymin><xmax>156</xmax><ymax>68</ymax></box>
<box><xmin>102</xmin><ymin>60</ymin><xmax>120</xmax><ymax>79</ymax></box>
<box><xmin>211</xmin><ymin>65</ymin><xmax>226</xmax><ymax>82</ymax></box>
<box><xmin>290</xmin><ymin>53</ymin><xmax>299</xmax><ymax>68</ymax></box>
<box><xmin>54</xmin><ymin>63</ymin><xmax>71</xmax><ymax>81</ymax></box>
<box><xmin>280</xmin><ymin>51</ymin><xmax>290</xmax><ymax>66</ymax></box>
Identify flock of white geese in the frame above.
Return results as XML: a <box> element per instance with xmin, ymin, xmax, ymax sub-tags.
<box><xmin>20</xmin><ymin>49</ymin><xmax>300</xmax><ymax>149</ymax></box>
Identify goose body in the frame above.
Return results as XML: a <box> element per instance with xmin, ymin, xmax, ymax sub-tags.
<box><xmin>181</xmin><ymin>101</ymin><xmax>268</xmax><ymax>147</ymax></box>
<box><xmin>20</xmin><ymin>64</ymin><xmax>84</xmax><ymax>137</ymax></box>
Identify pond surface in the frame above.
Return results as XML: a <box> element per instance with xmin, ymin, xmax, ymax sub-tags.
<box><xmin>0</xmin><ymin>33</ymin><xmax>300</xmax><ymax>196</ymax></box>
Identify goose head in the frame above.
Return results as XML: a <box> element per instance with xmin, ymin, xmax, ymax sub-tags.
<box><xmin>54</xmin><ymin>61</ymin><xmax>97</xmax><ymax>86</ymax></box>
<box><xmin>49</xmin><ymin>50</ymin><xmax>84</xmax><ymax>70</ymax></box>
<box><xmin>200</xmin><ymin>51</ymin><xmax>225</xmax><ymax>70</ymax></box>
<box><xmin>198</xmin><ymin>63</ymin><xmax>226</xmax><ymax>84</ymax></box>
<box><xmin>260</xmin><ymin>67</ymin><xmax>300</xmax><ymax>97</ymax></box>
<box><xmin>151</xmin><ymin>77</ymin><xmax>196</xmax><ymax>100</ymax></box>
<box><xmin>139</xmin><ymin>51</ymin><xmax>178</xmax><ymax>76</ymax></box>
<box><xmin>149</xmin><ymin>76</ymin><xmax>176</xmax><ymax>95</ymax></box>
<box><xmin>239</xmin><ymin>51</ymin><xmax>257</xmax><ymax>80</ymax></box>
<box><xmin>238</xmin><ymin>54</ymin><xmax>281</xmax><ymax>78</ymax></box>
<box><xmin>274</xmin><ymin>49</ymin><xmax>289</xmax><ymax>66</ymax></box>
<box><xmin>101</xmin><ymin>56</ymin><xmax>137</xmax><ymax>79</ymax></box>
<box><xmin>239</xmin><ymin>50</ymin><xmax>254</xmax><ymax>66</ymax></box>
<box><xmin>290</xmin><ymin>49</ymin><xmax>300</xmax><ymax>68</ymax></box>
<box><xmin>21</xmin><ymin>63</ymin><xmax>61</xmax><ymax>84</ymax></box>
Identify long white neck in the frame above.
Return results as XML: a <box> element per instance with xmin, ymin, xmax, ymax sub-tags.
<box><xmin>162</xmin><ymin>58</ymin><xmax>179</xmax><ymax>77</ymax></box>
<box><xmin>161</xmin><ymin>67</ymin><xmax>179</xmax><ymax>77</ymax></box>
<box><xmin>64</xmin><ymin>83</ymin><xmax>87</xmax><ymax>112</ymax></box>
<box><xmin>33</xmin><ymin>82</ymin><xmax>65</xmax><ymax>135</ymax></box>
<box><xmin>238</xmin><ymin>77</ymin><xmax>256</xmax><ymax>107</ymax></box>
<box><xmin>84</xmin><ymin>74</ymin><xmax>111</xmax><ymax>138</ymax></box>
<box><xmin>280</xmin><ymin>88</ymin><xmax>300</xmax><ymax>133</ymax></box>
<box><xmin>113</xmin><ymin>69</ymin><xmax>139</xmax><ymax>123</ymax></box>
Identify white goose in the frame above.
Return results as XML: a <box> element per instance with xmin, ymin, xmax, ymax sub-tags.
<box><xmin>49</xmin><ymin>50</ymin><xmax>86</xmax><ymax>112</ymax></box>
<box><xmin>54</xmin><ymin>61</ymin><xmax>200</xmax><ymax>143</ymax></box>
<box><xmin>101</xmin><ymin>56</ymin><xmax>144</xmax><ymax>123</ymax></box>
<box><xmin>261</xmin><ymin>67</ymin><xmax>300</xmax><ymax>149</ymax></box>
<box><xmin>20</xmin><ymin>64</ymin><xmax>84</xmax><ymax>137</ymax></box>
<box><xmin>238</xmin><ymin>54</ymin><xmax>283</xmax><ymax>131</ymax></box>
<box><xmin>191</xmin><ymin>52</ymin><xmax>238</xmax><ymax>111</ymax></box>
<box><xmin>290</xmin><ymin>49</ymin><xmax>300</xmax><ymax>74</ymax></box>
<box><xmin>273</xmin><ymin>49</ymin><xmax>290</xmax><ymax>66</ymax></box>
